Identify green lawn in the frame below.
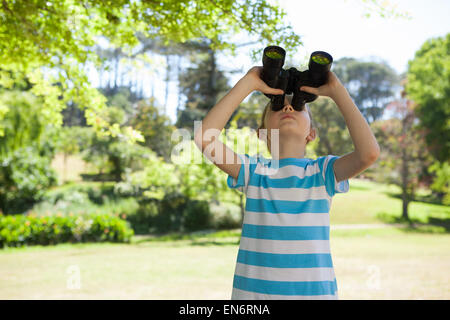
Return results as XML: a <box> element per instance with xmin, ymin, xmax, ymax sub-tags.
<box><xmin>30</xmin><ymin>178</ymin><xmax>450</xmax><ymax>229</ymax></box>
<box><xmin>1</xmin><ymin>228</ymin><xmax>449</xmax><ymax>300</ymax></box>
<box><xmin>2</xmin><ymin>178</ymin><xmax>449</xmax><ymax>299</ymax></box>
<box><xmin>330</xmin><ymin>179</ymin><xmax>450</xmax><ymax>226</ymax></box>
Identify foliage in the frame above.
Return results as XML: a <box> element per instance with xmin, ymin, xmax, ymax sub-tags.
<box><xmin>210</xmin><ymin>201</ymin><xmax>242</xmax><ymax>229</ymax></box>
<box><xmin>358</xmin><ymin>0</ymin><xmax>412</xmax><ymax>19</ymax></box>
<box><xmin>0</xmin><ymin>90</ymin><xmax>47</xmax><ymax>157</ymax></box>
<box><xmin>155</xmin><ymin>191</ymin><xmax>189</xmax><ymax>233</ymax></box>
<box><xmin>129</xmin><ymin>98</ymin><xmax>176</xmax><ymax>161</ymax></box>
<box><xmin>128</xmin><ymin>199</ymin><xmax>159</xmax><ymax>234</ymax></box>
<box><xmin>61</xmin><ymin>101</ymin><xmax>87</xmax><ymax>127</ymax></box>
<box><xmin>428</xmin><ymin>161</ymin><xmax>450</xmax><ymax>206</ymax></box>
<box><xmin>0</xmin><ymin>146</ymin><xmax>58</xmax><ymax>215</ymax></box>
<box><xmin>174</xmin><ymin>157</ymin><xmax>229</xmax><ymax>202</ymax></box>
<box><xmin>333</xmin><ymin>57</ymin><xmax>399</xmax><ymax>123</ymax></box>
<box><xmin>54</xmin><ymin>126</ymin><xmax>81</xmax><ymax>156</ymax></box>
<box><xmin>177</xmin><ymin>47</ymin><xmax>231</xmax><ymax>130</ymax></box>
<box><xmin>0</xmin><ymin>212</ymin><xmax>134</xmax><ymax>248</ymax></box>
<box><xmin>308</xmin><ymin>97</ymin><xmax>352</xmax><ymax>156</ymax></box>
<box><xmin>0</xmin><ymin>90</ymin><xmax>58</xmax><ymax>214</ymax></box>
<box><xmin>183</xmin><ymin>199</ymin><xmax>213</xmax><ymax>232</ymax></box>
<box><xmin>114</xmin><ymin>150</ymin><xmax>179</xmax><ymax>199</ymax></box>
<box><xmin>232</xmin><ymin>91</ymin><xmax>268</xmax><ymax>129</ymax></box>
<box><xmin>406</xmin><ymin>33</ymin><xmax>450</xmax><ymax>162</ymax></box>
<box><xmin>370</xmin><ymin>95</ymin><xmax>433</xmax><ymax>218</ymax></box>
<box><xmin>81</xmin><ymin>107</ymin><xmax>147</xmax><ymax>181</ymax></box>
<box><xmin>0</xmin><ymin>0</ymin><xmax>300</xmax><ymax>141</ymax></box>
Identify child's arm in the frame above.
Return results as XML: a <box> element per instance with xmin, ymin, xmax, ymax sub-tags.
<box><xmin>194</xmin><ymin>67</ymin><xmax>283</xmax><ymax>180</ymax></box>
<box><xmin>300</xmin><ymin>71</ymin><xmax>380</xmax><ymax>183</ymax></box>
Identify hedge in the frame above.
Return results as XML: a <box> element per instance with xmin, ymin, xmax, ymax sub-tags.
<box><xmin>0</xmin><ymin>212</ymin><xmax>134</xmax><ymax>248</ymax></box>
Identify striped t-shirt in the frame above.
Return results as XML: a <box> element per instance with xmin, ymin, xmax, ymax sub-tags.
<box><xmin>227</xmin><ymin>153</ymin><xmax>350</xmax><ymax>300</ymax></box>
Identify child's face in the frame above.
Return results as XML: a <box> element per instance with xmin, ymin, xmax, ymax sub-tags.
<box><xmin>266</xmin><ymin>96</ymin><xmax>313</xmax><ymax>141</ymax></box>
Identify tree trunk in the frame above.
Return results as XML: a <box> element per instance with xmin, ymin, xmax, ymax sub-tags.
<box><xmin>401</xmin><ymin>139</ymin><xmax>409</xmax><ymax>220</ymax></box>
<box><xmin>176</xmin><ymin>54</ymin><xmax>182</xmax><ymax>117</ymax></box>
<box><xmin>114</xmin><ymin>49</ymin><xmax>120</xmax><ymax>90</ymax></box>
<box><xmin>402</xmin><ymin>192</ymin><xmax>409</xmax><ymax>220</ymax></box>
<box><xmin>63</xmin><ymin>152</ymin><xmax>67</xmax><ymax>183</ymax></box>
<box><xmin>208</xmin><ymin>48</ymin><xmax>217</xmax><ymax>107</ymax></box>
<box><xmin>164</xmin><ymin>55</ymin><xmax>171</xmax><ymax>115</ymax></box>
<box><xmin>110</xmin><ymin>156</ymin><xmax>123</xmax><ymax>182</ymax></box>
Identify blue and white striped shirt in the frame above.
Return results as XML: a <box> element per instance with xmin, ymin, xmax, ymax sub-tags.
<box><xmin>227</xmin><ymin>153</ymin><xmax>350</xmax><ymax>300</ymax></box>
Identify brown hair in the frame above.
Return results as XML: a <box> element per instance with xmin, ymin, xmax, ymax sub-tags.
<box><xmin>257</xmin><ymin>99</ymin><xmax>316</xmax><ymax>151</ymax></box>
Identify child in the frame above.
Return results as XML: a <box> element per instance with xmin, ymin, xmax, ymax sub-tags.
<box><xmin>194</xmin><ymin>66</ymin><xmax>380</xmax><ymax>300</ymax></box>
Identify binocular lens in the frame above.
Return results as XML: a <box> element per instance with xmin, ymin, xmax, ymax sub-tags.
<box><xmin>265</xmin><ymin>49</ymin><xmax>284</xmax><ymax>60</ymax></box>
<box><xmin>311</xmin><ymin>54</ymin><xmax>330</xmax><ymax>65</ymax></box>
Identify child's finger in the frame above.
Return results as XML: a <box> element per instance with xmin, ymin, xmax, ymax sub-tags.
<box><xmin>300</xmin><ymin>86</ymin><xmax>319</xmax><ymax>95</ymax></box>
<box><xmin>265</xmin><ymin>87</ymin><xmax>284</xmax><ymax>95</ymax></box>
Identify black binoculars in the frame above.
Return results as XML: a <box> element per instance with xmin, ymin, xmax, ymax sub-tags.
<box><xmin>261</xmin><ymin>45</ymin><xmax>333</xmax><ymax>111</ymax></box>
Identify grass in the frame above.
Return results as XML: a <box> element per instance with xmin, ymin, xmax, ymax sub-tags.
<box><xmin>329</xmin><ymin>179</ymin><xmax>450</xmax><ymax>227</ymax></box>
<box><xmin>4</xmin><ymin>163</ymin><xmax>449</xmax><ymax>299</ymax></box>
<box><xmin>27</xmin><ymin>178</ymin><xmax>450</xmax><ymax>229</ymax></box>
<box><xmin>0</xmin><ymin>228</ymin><xmax>449</xmax><ymax>300</ymax></box>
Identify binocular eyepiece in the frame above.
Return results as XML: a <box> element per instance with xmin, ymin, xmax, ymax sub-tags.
<box><xmin>261</xmin><ymin>45</ymin><xmax>333</xmax><ymax>111</ymax></box>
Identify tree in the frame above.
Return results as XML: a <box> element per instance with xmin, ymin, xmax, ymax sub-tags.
<box><xmin>82</xmin><ymin>106</ymin><xmax>148</xmax><ymax>182</ymax></box>
<box><xmin>308</xmin><ymin>97</ymin><xmax>353</xmax><ymax>156</ymax></box>
<box><xmin>100</xmin><ymin>86</ymin><xmax>143</xmax><ymax>120</ymax></box>
<box><xmin>232</xmin><ymin>91</ymin><xmax>269</xmax><ymax>129</ymax></box>
<box><xmin>0</xmin><ymin>0</ymin><xmax>300</xmax><ymax>142</ymax></box>
<box><xmin>333</xmin><ymin>57</ymin><xmax>399</xmax><ymax>124</ymax></box>
<box><xmin>406</xmin><ymin>33</ymin><xmax>450</xmax><ymax>163</ymax></box>
<box><xmin>61</xmin><ymin>101</ymin><xmax>87</xmax><ymax>127</ymax></box>
<box><xmin>129</xmin><ymin>98</ymin><xmax>176</xmax><ymax>162</ymax></box>
<box><xmin>371</xmin><ymin>87</ymin><xmax>432</xmax><ymax>220</ymax></box>
<box><xmin>428</xmin><ymin>161</ymin><xmax>450</xmax><ymax>206</ymax></box>
<box><xmin>0</xmin><ymin>90</ymin><xmax>57</xmax><ymax>214</ymax></box>
<box><xmin>177</xmin><ymin>45</ymin><xmax>231</xmax><ymax>131</ymax></box>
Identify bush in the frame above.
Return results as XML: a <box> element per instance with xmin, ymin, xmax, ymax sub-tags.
<box><xmin>210</xmin><ymin>202</ymin><xmax>242</xmax><ymax>230</ymax></box>
<box><xmin>183</xmin><ymin>200</ymin><xmax>213</xmax><ymax>232</ymax></box>
<box><xmin>0</xmin><ymin>212</ymin><xmax>134</xmax><ymax>248</ymax></box>
<box><xmin>154</xmin><ymin>191</ymin><xmax>188</xmax><ymax>233</ymax></box>
<box><xmin>0</xmin><ymin>146</ymin><xmax>57</xmax><ymax>215</ymax></box>
<box><xmin>128</xmin><ymin>199</ymin><xmax>159</xmax><ymax>234</ymax></box>
<box><xmin>31</xmin><ymin>182</ymin><xmax>139</xmax><ymax>219</ymax></box>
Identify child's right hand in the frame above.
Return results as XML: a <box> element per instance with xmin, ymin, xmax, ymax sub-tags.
<box><xmin>243</xmin><ymin>66</ymin><xmax>285</xmax><ymax>96</ymax></box>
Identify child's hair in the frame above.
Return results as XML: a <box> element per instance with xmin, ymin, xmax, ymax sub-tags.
<box><xmin>257</xmin><ymin>97</ymin><xmax>316</xmax><ymax>151</ymax></box>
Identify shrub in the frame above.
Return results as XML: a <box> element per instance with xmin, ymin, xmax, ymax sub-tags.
<box><xmin>0</xmin><ymin>212</ymin><xmax>134</xmax><ymax>248</ymax></box>
<box><xmin>210</xmin><ymin>202</ymin><xmax>242</xmax><ymax>230</ymax></box>
<box><xmin>154</xmin><ymin>191</ymin><xmax>188</xmax><ymax>233</ymax></box>
<box><xmin>31</xmin><ymin>182</ymin><xmax>140</xmax><ymax>219</ymax></box>
<box><xmin>183</xmin><ymin>200</ymin><xmax>213</xmax><ymax>232</ymax></box>
<box><xmin>128</xmin><ymin>199</ymin><xmax>159</xmax><ymax>234</ymax></box>
<box><xmin>0</xmin><ymin>146</ymin><xmax>57</xmax><ymax>214</ymax></box>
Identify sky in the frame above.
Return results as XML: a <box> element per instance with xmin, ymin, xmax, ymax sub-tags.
<box><xmin>275</xmin><ymin>0</ymin><xmax>449</xmax><ymax>74</ymax></box>
<box><xmin>93</xmin><ymin>0</ymin><xmax>450</xmax><ymax>124</ymax></box>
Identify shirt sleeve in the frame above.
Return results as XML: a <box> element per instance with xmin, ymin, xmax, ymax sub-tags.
<box><xmin>318</xmin><ymin>155</ymin><xmax>350</xmax><ymax>197</ymax></box>
<box><xmin>226</xmin><ymin>153</ymin><xmax>256</xmax><ymax>194</ymax></box>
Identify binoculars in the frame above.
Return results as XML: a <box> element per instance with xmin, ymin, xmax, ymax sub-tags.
<box><xmin>261</xmin><ymin>45</ymin><xmax>333</xmax><ymax>111</ymax></box>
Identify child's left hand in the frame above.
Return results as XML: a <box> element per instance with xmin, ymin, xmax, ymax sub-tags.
<box><xmin>299</xmin><ymin>71</ymin><xmax>345</xmax><ymax>100</ymax></box>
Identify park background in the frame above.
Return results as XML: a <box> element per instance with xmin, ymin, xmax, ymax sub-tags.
<box><xmin>0</xmin><ymin>0</ymin><xmax>449</xmax><ymax>299</ymax></box>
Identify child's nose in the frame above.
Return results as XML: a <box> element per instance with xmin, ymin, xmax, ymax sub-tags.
<box><xmin>282</xmin><ymin>104</ymin><xmax>294</xmax><ymax>112</ymax></box>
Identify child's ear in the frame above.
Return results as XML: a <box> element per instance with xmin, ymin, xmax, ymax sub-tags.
<box><xmin>306</xmin><ymin>127</ymin><xmax>316</xmax><ymax>144</ymax></box>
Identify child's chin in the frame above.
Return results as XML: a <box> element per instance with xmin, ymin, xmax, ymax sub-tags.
<box><xmin>279</xmin><ymin>124</ymin><xmax>302</xmax><ymax>132</ymax></box>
